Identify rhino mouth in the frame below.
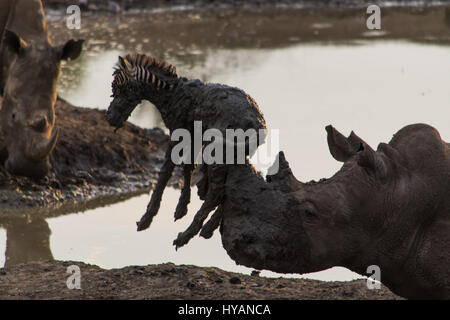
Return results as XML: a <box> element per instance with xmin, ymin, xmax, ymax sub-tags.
<box><xmin>5</xmin><ymin>128</ymin><xmax>58</xmax><ymax>179</ymax></box>
<box><xmin>5</xmin><ymin>155</ymin><xmax>51</xmax><ymax>180</ymax></box>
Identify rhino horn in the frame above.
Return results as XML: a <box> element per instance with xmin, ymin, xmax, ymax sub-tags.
<box><xmin>267</xmin><ymin>151</ymin><xmax>303</xmax><ymax>192</ymax></box>
<box><xmin>29</xmin><ymin>128</ymin><xmax>59</xmax><ymax>161</ymax></box>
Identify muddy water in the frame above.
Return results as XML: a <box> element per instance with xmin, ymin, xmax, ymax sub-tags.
<box><xmin>1</xmin><ymin>7</ymin><xmax>450</xmax><ymax>281</ymax></box>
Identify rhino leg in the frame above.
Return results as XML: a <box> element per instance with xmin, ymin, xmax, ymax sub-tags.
<box><xmin>174</xmin><ymin>164</ymin><xmax>194</xmax><ymax>221</ymax></box>
<box><xmin>173</xmin><ymin>164</ymin><xmax>227</xmax><ymax>249</ymax></box>
<box><xmin>137</xmin><ymin>145</ymin><xmax>175</xmax><ymax>231</ymax></box>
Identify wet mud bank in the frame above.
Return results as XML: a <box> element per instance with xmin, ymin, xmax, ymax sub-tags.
<box><xmin>0</xmin><ymin>99</ymin><xmax>177</xmax><ymax>218</ymax></box>
<box><xmin>0</xmin><ymin>260</ymin><xmax>401</xmax><ymax>299</ymax></box>
<box><xmin>47</xmin><ymin>5</ymin><xmax>450</xmax><ymax>63</ymax></box>
<box><xmin>42</xmin><ymin>0</ymin><xmax>450</xmax><ymax>13</ymax></box>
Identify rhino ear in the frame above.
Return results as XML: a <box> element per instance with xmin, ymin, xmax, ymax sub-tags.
<box><xmin>59</xmin><ymin>39</ymin><xmax>84</xmax><ymax>61</ymax></box>
<box><xmin>357</xmin><ymin>143</ymin><xmax>388</xmax><ymax>179</ymax></box>
<box><xmin>326</xmin><ymin>125</ymin><xmax>358</xmax><ymax>162</ymax></box>
<box><xmin>347</xmin><ymin>131</ymin><xmax>366</xmax><ymax>151</ymax></box>
<box><xmin>3</xmin><ymin>29</ymin><xmax>27</xmax><ymax>55</ymax></box>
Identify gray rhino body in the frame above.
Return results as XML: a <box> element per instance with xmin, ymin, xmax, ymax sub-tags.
<box><xmin>0</xmin><ymin>0</ymin><xmax>83</xmax><ymax>179</ymax></box>
<box><xmin>221</xmin><ymin>123</ymin><xmax>450</xmax><ymax>299</ymax></box>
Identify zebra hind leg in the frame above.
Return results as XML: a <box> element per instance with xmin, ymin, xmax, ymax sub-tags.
<box><xmin>199</xmin><ymin>204</ymin><xmax>224</xmax><ymax>239</ymax></box>
<box><xmin>174</xmin><ymin>164</ymin><xmax>194</xmax><ymax>221</ymax></box>
<box><xmin>173</xmin><ymin>164</ymin><xmax>227</xmax><ymax>249</ymax></box>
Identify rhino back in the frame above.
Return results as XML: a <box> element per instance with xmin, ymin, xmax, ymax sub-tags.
<box><xmin>389</xmin><ymin>124</ymin><xmax>448</xmax><ymax>176</ymax></box>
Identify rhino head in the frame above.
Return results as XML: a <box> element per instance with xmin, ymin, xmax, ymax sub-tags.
<box><xmin>220</xmin><ymin>124</ymin><xmax>450</xmax><ymax>299</ymax></box>
<box><xmin>0</xmin><ymin>30</ymin><xmax>83</xmax><ymax>179</ymax></box>
<box><xmin>221</xmin><ymin>127</ymin><xmax>394</xmax><ymax>273</ymax></box>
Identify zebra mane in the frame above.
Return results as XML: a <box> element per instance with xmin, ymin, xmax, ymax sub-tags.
<box><xmin>112</xmin><ymin>53</ymin><xmax>178</xmax><ymax>95</ymax></box>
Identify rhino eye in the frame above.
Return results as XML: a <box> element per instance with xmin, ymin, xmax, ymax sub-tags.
<box><xmin>303</xmin><ymin>209</ymin><xmax>318</xmax><ymax>223</ymax></box>
<box><xmin>300</xmin><ymin>202</ymin><xmax>318</xmax><ymax>223</ymax></box>
<box><xmin>11</xmin><ymin>113</ymin><xmax>16</xmax><ymax>120</ymax></box>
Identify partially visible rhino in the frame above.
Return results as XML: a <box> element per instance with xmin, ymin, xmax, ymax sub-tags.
<box><xmin>0</xmin><ymin>0</ymin><xmax>83</xmax><ymax>179</ymax></box>
<box><xmin>219</xmin><ymin>123</ymin><xmax>449</xmax><ymax>299</ymax></box>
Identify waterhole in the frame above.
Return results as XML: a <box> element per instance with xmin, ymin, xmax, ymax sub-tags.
<box><xmin>1</xmin><ymin>6</ymin><xmax>449</xmax><ymax>281</ymax></box>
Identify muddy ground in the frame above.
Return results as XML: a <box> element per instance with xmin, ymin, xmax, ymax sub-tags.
<box><xmin>0</xmin><ymin>260</ymin><xmax>401</xmax><ymax>299</ymax></box>
<box><xmin>0</xmin><ymin>98</ymin><xmax>178</xmax><ymax>218</ymax></box>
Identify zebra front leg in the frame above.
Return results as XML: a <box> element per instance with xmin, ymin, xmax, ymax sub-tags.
<box><xmin>174</xmin><ymin>164</ymin><xmax>195</xmax><ymax>221</ymax></box>
<box><xmin>173</xmin><ymin>164</ymin><xmax>227</xmax><ymax>249</ymax></box>
<box><xmin>137</xmin><ymin>145</ymin><xmax>175</xmax><ymax>231</ymax></box>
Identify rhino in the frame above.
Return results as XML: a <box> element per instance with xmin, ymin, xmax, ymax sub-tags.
<box><xmin>218</xmin><ymin>123</ymin><xmax>449</xmax><ymax>299</ymax></box>
<box><xmin>0</xmin><ymin>0</ymin><xmax>83</xmax><ymax>179</ymax></box>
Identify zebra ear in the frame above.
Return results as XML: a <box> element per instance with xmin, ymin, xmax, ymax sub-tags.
<box><xmin>118</xmin><ymin>56</ymin><xmax>133</xmax><ymax>72</ymax></box>
<box><xmin>118</xmin><ymin>56</ymin><xmax>126</xmax><ymax>68</ymax></box>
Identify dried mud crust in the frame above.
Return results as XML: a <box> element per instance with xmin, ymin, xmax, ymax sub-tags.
<box><xmin>0</xmin><ymin>98</ymin><xmax>177</xmax><ymax>217</ymax></box>
<box><xmin>0</xmin><ymin>260</ymin><xmax>402</xmax><ymax>299</ymax></box>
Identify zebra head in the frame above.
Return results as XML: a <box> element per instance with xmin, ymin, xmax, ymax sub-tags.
<box><xmin>106</xmin><ymin>53</ymin><xmax>178</xmax><ymax>130</ymax></box>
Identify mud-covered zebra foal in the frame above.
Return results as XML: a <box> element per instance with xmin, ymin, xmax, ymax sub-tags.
<box><xmin>106</xmin><ymin>54</ymin><xmax>266</xmax><ymax>248</ymax></box>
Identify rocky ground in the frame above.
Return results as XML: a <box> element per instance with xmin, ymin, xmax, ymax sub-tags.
<box><xmin>0</xmin><ymin>98</ymin><xmax>179</xmax><ymax>219</ymax></box>
<box><xmin>0</xmin><ymin>260</ymin><xmax>401</xmax><ymax>299</ymax></box>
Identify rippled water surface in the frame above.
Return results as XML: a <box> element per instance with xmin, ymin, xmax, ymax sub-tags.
<box><xmin>1</xmin><ymin>7</ymin><xmax>450</xmax><ymax>281</ymax></box>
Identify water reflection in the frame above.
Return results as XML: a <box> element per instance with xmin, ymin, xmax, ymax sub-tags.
<box><xmin>0</xmin><ymin>229</ymin><xmax>6</xmax><ymax>267</ymax></box>
<box><xmin>46</xmin><ymin>189</ymin><xmax>251</xmax><ymax>273</ymax></box>
<box><xmin>0</xmin><ymin>217</ymin><xmax>53</xmax><ymax>268</ymax></box>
